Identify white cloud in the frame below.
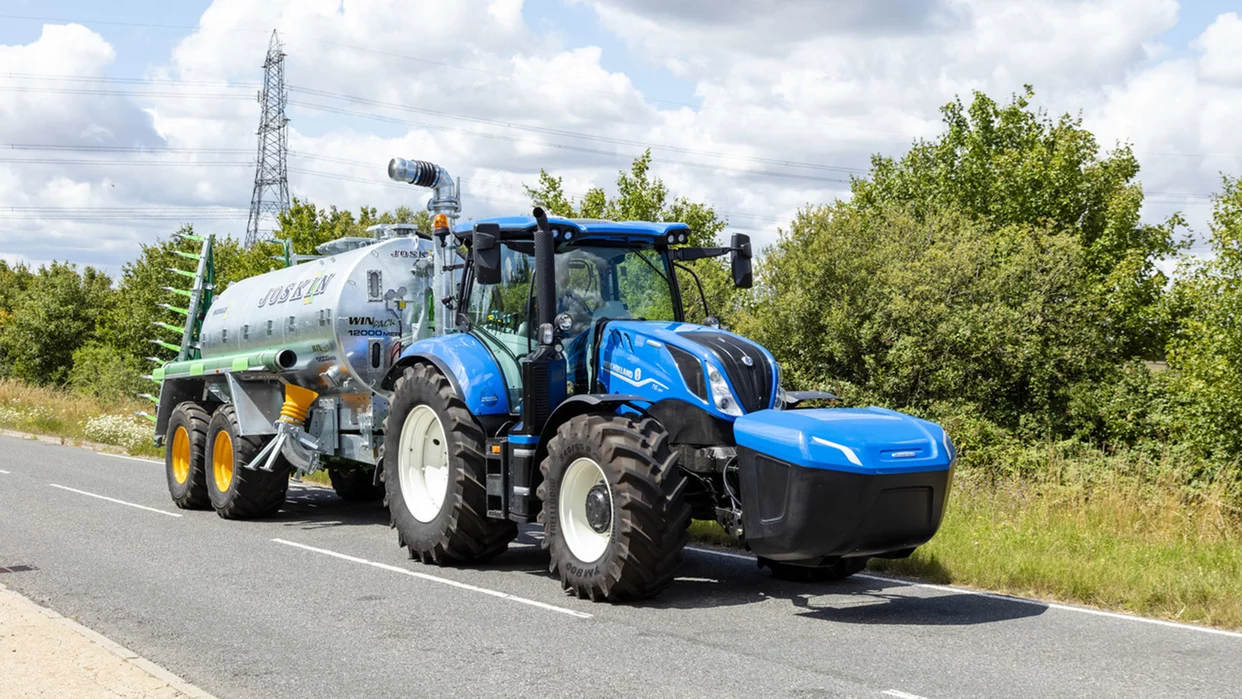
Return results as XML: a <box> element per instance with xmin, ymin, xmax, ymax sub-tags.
<box><xmin>1194</xmin><ymin>12</ymin><xmax>1242</xmax><ymax>84</ymax></box>
<box><xmin>1</xmin><ymin>0</ymin><xmax>1240</xmax><ymax>275</ymax></box>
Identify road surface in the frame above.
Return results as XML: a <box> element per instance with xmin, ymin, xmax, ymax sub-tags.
<box><xmin>1</xmin><ymin>435</ymin><xmax>1238</xmax><ymax>698</ymax></box>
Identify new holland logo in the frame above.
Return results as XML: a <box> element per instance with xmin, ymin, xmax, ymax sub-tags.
<box><xmin>741</xmin><ymin>355</ymin><xmax>754</xmax><ymax>367</ymax></box>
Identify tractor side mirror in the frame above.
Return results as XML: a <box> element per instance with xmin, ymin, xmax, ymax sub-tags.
<box><xmin>473</xmin><ymin>223</ymin><xmax>502</xmax><ymax>285</ymax></box>
<box><xmin>730</xmin><ymin>232</ymin><xmax>753</xmax><ymax>289</ymax></box>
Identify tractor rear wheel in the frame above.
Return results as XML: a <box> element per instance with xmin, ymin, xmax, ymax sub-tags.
<box><xmin>164</xmin><ymin>402</ymin><xmax>211</xmax><ymax>510</ymax></box>
<box><xmin>539</xmin><ymin>414</ymin><xmax>691</xmax><ymax>601</ymax></box>
<box><xmin>382</xmin><ymin>363</ymin><xmax>516</xmax><ymax>564</ymax></box>
<box><xmin>329</xmin><ymin>467</ymin><xmax>384</xmax><ymax>502</ymax></box>
<box><xmin>205</xmin><ymin>405</ymin><xmax>289</xmax><ymax>519</ymax></box>
<box><xmin>759</xmin><ymin>556</ymin><xmax>869</xmax><ymax>582</ymax></box>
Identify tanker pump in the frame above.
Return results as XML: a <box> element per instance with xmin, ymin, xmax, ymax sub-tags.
<box><xmin>147</xmin><ymin>159</ymin><xmax>462</xmax><ymax>517</ymax></box>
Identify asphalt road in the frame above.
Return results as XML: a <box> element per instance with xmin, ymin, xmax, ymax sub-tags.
<box><xmin>1</xmin><ymin>435</ymin><xmax>1239</xmax><ymax>699</ymax></box>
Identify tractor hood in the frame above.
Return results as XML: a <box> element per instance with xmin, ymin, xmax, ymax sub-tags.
<box><xmin>592</xmin><ymin>320</ymin><xmax>779</xmax><ymax>418</ymax></box>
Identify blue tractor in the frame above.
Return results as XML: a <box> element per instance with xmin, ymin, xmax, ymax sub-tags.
<box><xmin>380</xmin><ymin>169</ymin><xmax>955</xmax><ymax>601</ymax></box>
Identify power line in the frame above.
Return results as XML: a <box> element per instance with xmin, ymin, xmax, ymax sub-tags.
<box><xmin>0</xmin><ymin>78</ymin><xmax>869</xmax><ymax>177</ymax></box>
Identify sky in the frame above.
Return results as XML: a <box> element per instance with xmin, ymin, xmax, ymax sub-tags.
<box><xmin>1</xmin><ymin>0</ymin><xmax>1240</xmax><ymax>274</ymax></box>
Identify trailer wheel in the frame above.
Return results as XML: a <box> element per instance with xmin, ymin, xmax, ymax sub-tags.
<box><xmin>382</xmin><ymin>363</ymin><xmax>516</xmax><ymax>563</ymax></box>
<box><xmin>328</xmin><ymin>467</ymin><xmax>384</xmax><ymax>502</ymax></box>
<box><xmin>164</xmin><ymin>402</ymin><xmax>211</xmax><ymax>509</ymax></box>
<box><xmin>206</xmin><ymin>404</ymin><xmax>289</xmax><ymax>519</ymax></box>
<box><xmin>759</xmin><ymin>556</ymin><xmax>869</xmax><ymax>582</ymax></box>
<box><xmin>539</xmin><ymin>414</ymin><xmax>691</xmax><ymax>601</ymax></box>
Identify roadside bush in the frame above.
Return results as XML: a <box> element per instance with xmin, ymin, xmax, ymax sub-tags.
<box><xmin>741</xmin><ymin>202</ymin><xmax>1112</xmax><ymax>437</ymax></box>
<box><xmin>68</xmin><ymin>342</ymin><xmax>149</xmax><ymax>400</ymax></box>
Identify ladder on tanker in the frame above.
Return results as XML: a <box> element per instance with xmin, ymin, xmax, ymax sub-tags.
<box><xmin>136</xmin><ymin>231</ymin><xmax>216</xmax><ymax>424</ymax></box>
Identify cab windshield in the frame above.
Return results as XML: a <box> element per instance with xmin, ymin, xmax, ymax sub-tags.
<box><xmin>464</xmin><ymin>242</ymin><xmax>677</xmax><ymax>407</ymax></box>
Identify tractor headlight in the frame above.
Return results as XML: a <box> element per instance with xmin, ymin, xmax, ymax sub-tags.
<box><xmin>707</xmin><ymin>365</ymin><xmax>742</xmax><ymax>417</ymax></box>
<box><xmin>772</xmin><ymin>361</ymin><xmax>786</xmax><ymax>410</ymax></box>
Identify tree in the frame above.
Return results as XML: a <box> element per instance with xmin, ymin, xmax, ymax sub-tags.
<box><xmin>0</xmin><ymin>262</ymin><xmax>113</xmax><ymax>385</ymax></box>
<box><xmin>1166</xmin><ymin>175</ymin><xmax>1242</xmax><ymax>457</ymax></box>
<box><xmin>0</xmin><ymin>260</ymin><xmax>35</xmax><ymax>373</ymax></box>
<box><xmin>850</xmin><ymin>87</ymin><xmax>1183</xmax><ymax>359</ymax></box>
<box><xmin>272</xmin><ymin>198</ymin><xmax>432</xmax><ymax>258</ymax></box>
<box><xmin>740</xmin><ymin>202</ymin><xmax>1110</xmax><ymax>435</ymax></box>
<box><xmin>524</xmin><ymin>151</ymin><xmax>738</xmax><ymax>324</ymax></box>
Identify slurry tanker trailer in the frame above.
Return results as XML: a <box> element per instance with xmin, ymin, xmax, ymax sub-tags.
<box><xmin>149</xmin><ymin>159</ymin><xmax>955</xmax><ymax>601</ymax></box>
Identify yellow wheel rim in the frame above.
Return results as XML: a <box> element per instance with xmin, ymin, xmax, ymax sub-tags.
<box><xmin>212</xmin><ymin>430</ymin><xmax>234</xmax><ymax>493</ymax></box>
<box><xmin>171</xmin><ymin>426</ymin><xmax>191</xmax><ymax>485</ymax></box>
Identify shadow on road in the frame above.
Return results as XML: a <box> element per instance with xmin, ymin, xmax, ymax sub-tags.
<box><xmin>646</xmin><ymin>548</ymin><xmax>1048</xmax><ymax>627</ymax></box>
<box><xmin>265</xmin><ymin>491</ymin><xmax>1046</xmax><ymax>627</ymax></box>
<box><xmin>271</xmin><ymin>484</ymin><xmax>389</xmax><ymax>529</ymax></box>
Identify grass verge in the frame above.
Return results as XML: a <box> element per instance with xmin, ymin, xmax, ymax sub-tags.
<box><xmin>692</xmin><ymin>465</ymin><xmax>1242</xmax><ymax>631</ymax></box>
<box><xmin>870</xmin><ymin>469</ymin><xmax>1242</xmax><ymax>630</ymax></box>
<box><xmin>0</xmin><ymin>379</ymin><xmax>159</xmax><ymax>457</ymax></box>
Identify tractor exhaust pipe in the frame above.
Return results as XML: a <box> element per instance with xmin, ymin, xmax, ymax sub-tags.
<box><xmin>388</xmin><ymin>157</ymin><xmax>461</xmax><ymax>336</ymax></box>
<box><xmin>532</xmin><ymin>207</ymin><xmax>556</xmax><ymax>338</ymax></box>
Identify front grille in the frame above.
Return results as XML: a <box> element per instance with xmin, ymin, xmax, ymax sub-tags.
<box><xmin>683</xmin><ymin>331</ymin><xmax>773</xmax><ymax>413</ymax></box>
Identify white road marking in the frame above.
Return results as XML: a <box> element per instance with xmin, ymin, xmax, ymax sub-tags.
<box><xmin>96</xmin><ymin>453</ymin><xmax>162</xmax><ymax>465</ymax></box>
<box><xmin>271</xmin><ymin>538</ymin><xmax>592</xmax><ymax>619</ymax></box>
<box><xmin>0</xmin><ymin>469</ymin><xmax>10</xmax><ymax>474</ymax></box>
<box><xmin>684</xmin><ymin>546</ymin><xmax>1242</xmax><ymax>639</ymax></box>
<box><xmin>883</xmin><ymin>690</ymin><xmax>928</xmax><ymax>699</ymax></box>
<box><xmin>48</xmin><ymin>484</ymin><xmax>183</xmax><ymax>518</ymax></box>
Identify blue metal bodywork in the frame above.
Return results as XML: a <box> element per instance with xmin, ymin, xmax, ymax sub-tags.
<box><xmin>454</xmin><ymin>216</ymin><xmax>690</xmax><ymax>242</ymax></box>
<box><xmin>734</xmin><ymin>407</ymin><xmax>954</xmax><ymax>475</ymax></box>
<box><xmin>395</xmin><ymin>333</ymin><xmax>510</xmax><ymax>416</ymax></box>
<box><xmin>592</xmin><ymin>320</ymin><xmax>779</xmax><ymax>418</ymax></box>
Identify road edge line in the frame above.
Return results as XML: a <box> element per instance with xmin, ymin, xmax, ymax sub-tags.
<box><xmin>684</xmin><ymin>546</ymin><xmax>1242</xmax><ymax>640</ymax></box>
<box><xmin>2</xmin><ymin>585</ymin><xmax>219</xmax><ymax>699</ymax></box>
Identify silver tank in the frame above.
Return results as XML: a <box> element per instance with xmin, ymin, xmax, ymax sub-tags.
<box><xmin>199</xmin><ymin>235</ymin><xmax>435</xmax><ymax>395</ymax></box>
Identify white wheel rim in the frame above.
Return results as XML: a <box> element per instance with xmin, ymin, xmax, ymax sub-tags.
<box><xmin>559</xmin><ymin>457</ymin><xmax>612</xmax><ymax>563</ymax></box>
<box><xmin>397</xmin><ymin>405</ymin><xmax>450</xmax><ymax>523</ymax></box>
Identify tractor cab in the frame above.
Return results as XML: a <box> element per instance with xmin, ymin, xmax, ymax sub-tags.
<box><xmin>450</xmin><ymin>215</ymin><xmax>746</xmax><ymax>410</ymax></box>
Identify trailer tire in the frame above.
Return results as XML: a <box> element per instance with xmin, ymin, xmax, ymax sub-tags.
<box><xmin>539</xmin><ymin>414</ymin><xmax>691</xmax><ymax>602</ymax></box>
<box><xmin>206</xmin><ymin>404</ymin><xmax>289</xmax><ymax>519</ymax></box>
<box><xmin>382</xmin><ymin>363</ymin><xmax>516</xmax><ymax>564</ymax></box>
<box><xmin>328</xmin><ymin>467</ymin><xmax>384</xmax><ymax>502</ymax></box>
<box><xmin>759</xmin><ymin>556</ymin><xmax>869</xmax><ymax>582</ymax></box>
<box><xmin>164</xmin><ymin>402</ymin><xmax>211</xmax><ymax>510</ymax></box>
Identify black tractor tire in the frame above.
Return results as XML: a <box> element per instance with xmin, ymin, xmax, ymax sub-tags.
<box><xmin>538</xmin><ymin>414</ymin><xmax>691</xmax><ymax>602</ymax></box>
<box><xmin>164</xmin><ymin>401</ymin><xmax>211</xmax><ymax>510</ymax></box>
<box><xmin>205</xmin><ymin>404</ymin><xmax>289</xmax><ymax>519</ymax></box>
<box><xmin>381</xmin><ymin>363</ymin><xmax>516</xmax><ymax>564</ymax></box>
<box><xmin>759</xmin><ymin>556</ymin><xmax>870</xmax><ymax>582</ymax></box>
<box><xmin>328</xmin><ymin>467</ymin><xmax>384</xmax><ymax>502</ymax></box>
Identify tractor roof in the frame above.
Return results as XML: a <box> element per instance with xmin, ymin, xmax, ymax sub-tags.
<box><xmin>454</xmin><ymin>215</ymin><xmax>690</xmax><ymax>242</ymax></box>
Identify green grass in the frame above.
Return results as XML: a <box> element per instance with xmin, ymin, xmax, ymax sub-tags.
<box><xmin>690</xmin><ymin>465</ymin><xmax>1242</xmax><ymax>631</ymax></box>
<box><xmin>870</xmin><ymin>471</ymin><xmax>1242</xmax><ymax>630</ymax></box>
<box><xmin>0</xmin><ymin>379</ymin><xmax>160</xmax><ymax>457</ymax></box>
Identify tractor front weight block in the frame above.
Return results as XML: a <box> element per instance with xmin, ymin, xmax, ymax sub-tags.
<box><xmin>732</xmin><ymin>407</ymin><xmax>955</xmax><ymax>563</ymax></box>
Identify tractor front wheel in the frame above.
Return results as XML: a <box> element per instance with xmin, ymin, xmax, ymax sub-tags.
<box><xmin>539</xmin><ymin>414</ymin><xmax>690</xmax><ymax>601</ymax></box>
<box><xmin>382</xmin><ymin>363</ymin><xmax>516</xmax><ymax>564</ymax></box>
<box><xmin>205</xmin><ymin>405</ymin><xmax>289</xmax><ymax>519</ymax></box>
